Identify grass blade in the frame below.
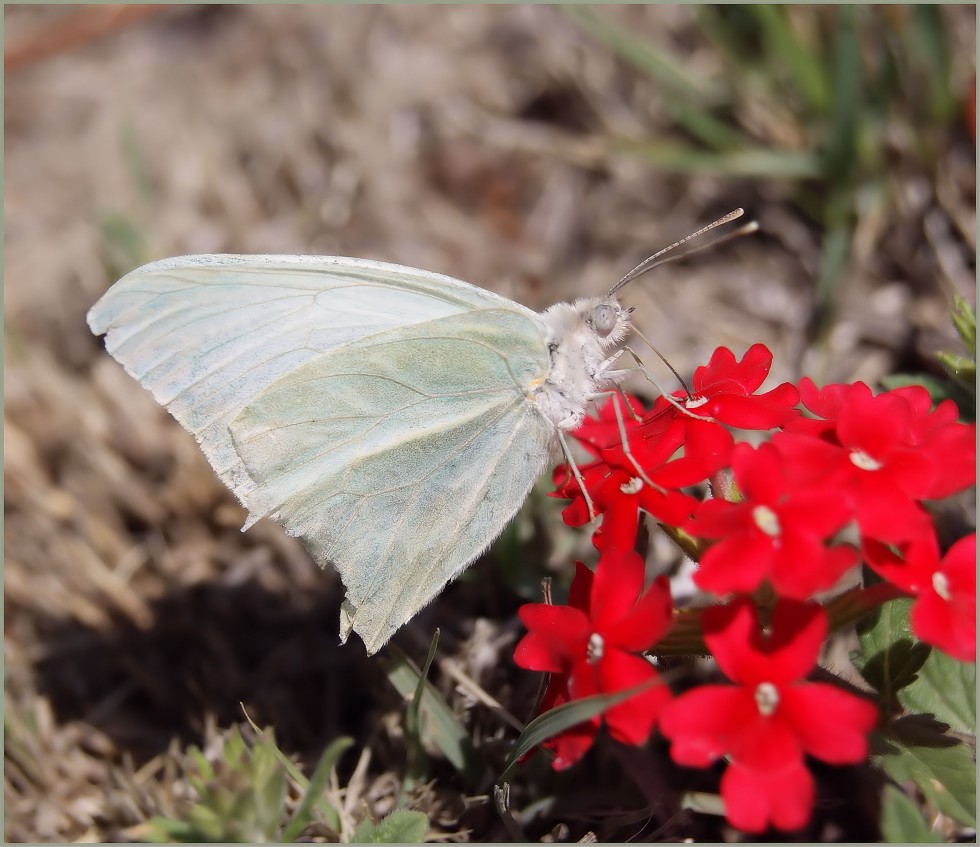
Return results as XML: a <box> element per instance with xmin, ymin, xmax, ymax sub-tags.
<box><xmin>499</xmin><ymin>678</ymin><xmax>663</xmax><ymax>781</ymax></box>
<box><xmin>280</xmin><ymin>736</ymin><xmax>354</xmax><ymax>842</ymax></box>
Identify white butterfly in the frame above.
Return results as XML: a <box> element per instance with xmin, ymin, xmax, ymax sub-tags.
<box><xmin>87</xmin><ymin>254</ymin><xmax>631</xmax><ymax>653</ymax></box>
<box><xmin>87</xmin><ymin>212</ymin><xmax>748</xmax><ymax>654</ymax></box>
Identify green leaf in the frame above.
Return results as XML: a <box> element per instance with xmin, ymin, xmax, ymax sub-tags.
<box><xmin>241</xmin><ymin>708</ymin><xmax>349</xmax><ymax>833</ymax></box>
<box><xmin>407</xmin><ymin>629</ymin><xmax>440</xmax><ymax>742</ymax></box>
<box><xmin>936</xmin><ymin>353</ymin><xmax>977</xmax><ymax>388</ymax></box>
<box><xmin>875</xmin><ymin>715</ymin><xmax>977</xmax><ymax>827</ymax></box>
<box><xmin>352</xmin><ymin>810</ymin><xmax>429</xmax><ymax>844</ymax></box>
<box><xmin>499</xmin><ymin>678</ymin><xmax>663</xmax><ymax>780</ymax></box>
<box><xmin>950</xmin><ymin>294</ymin><xmax>977</xmax><ymax>358</ymax></box>
<box><xmin>382</xmin><ymin>645</ymin><xmax>487</xmax><ymax>788</ymax></box>
<box><xmin>879</xmin><ymin>784</ymin><xmax>943</xmax><ymax>843</ymax></box>
<box><xmin>280</xmin><ymin>736</ymin><xmax>354</xmax><ymax>841</ymax></box>
<box><xmin>898</xmin><ymin>648</ymin><xmax>976</xmax><ymax>736</ymax></box>
<box><xmin>854</xmin><ymin>598</ymin><xmax>930</xmax><ymax>703</ymax></box>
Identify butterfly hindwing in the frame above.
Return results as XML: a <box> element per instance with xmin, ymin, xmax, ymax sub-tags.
<box><xmin>229</xmin><ymin>309</ymin><xmax>555</xmax><ymax>653</ymax></box>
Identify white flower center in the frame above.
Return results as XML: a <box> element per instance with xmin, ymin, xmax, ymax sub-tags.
<box><xmin>620</xmin><ymin>477</ymin><xmax>643</xmax><ymax>495</ymax></box>
<box><xmin>587</xmin><ymin>632</ymin><xmax>605</xmax><ymax>664</ymax></box>
<box><xmin>754</xmin><ymin>681</ymin><xmax>780</xmax><ymax>716</ymax></box>
<box><xmin>932</xmin><ymin>571</ymin><xmax>952</xmax><ymax>601</ymax></box>
<box><xmin>752</xmin><ymin>505</ymin><xmax>781</xmax><ymax>537</ymax></box>
<box><xmin>849</xmin><ymin>449</ymin><xmax>882</xmax><ymax>471</ymax></box>
<box><xmin>686</xmin><ymin>395</ymin><xmax>709</xmax><ymax>410</ymax></box>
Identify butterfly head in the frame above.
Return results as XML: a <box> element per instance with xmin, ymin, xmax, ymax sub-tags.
<box><xmin>583</xmin><ymin>296</ymin><xmax>633</xmax><ymax>348</ymax></box>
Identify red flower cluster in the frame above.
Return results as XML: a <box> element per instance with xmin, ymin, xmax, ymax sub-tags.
<box><xmin>514</xmin><ymin>344</ymin><xmax>976</xmax><ymax>832</ymax></box>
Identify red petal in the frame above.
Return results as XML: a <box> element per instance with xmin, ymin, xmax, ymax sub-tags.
<box><xmin>778</xmin><ymin>495</ymin><xmax>854</xmax><ymax>541</ymax></box>
<box><xmin>548</xmin><ymin>722</ymin><xmax>599</xmax><ymax>770</ymax></box>
<box><xmin>733</xmin><ymin>442</ymin><xmax>784</xmax><ymax>503</ymax></box>
<box><xmin>836</xmin><ymin>386</ymin><xmax>910</xmax><ymax>454</ymax></box>
<box><xmin>703</xmin><ymin>598</ymin><xmax>764</xmax><ymax>684</ymax></box>
<box><xmin>729</xmin><ymin>709</ymin><xmax>802</xmax><ymax>772</ymax></box>
<box><xmin>920</xmin><ymin>422</ymin><xmax>977</xmax><ymax>498</ymax></box>
<box><xmin>685</xmin><ymin>497</ymin><xmax>752</xmax><ymax>539</ymax></box>
<box><xmin>780</xmin><ymin>683</ymin><xmax>878</xmax><ymax>763</ymax></box>
<box><xmin>854</xmin><ymin>479</ymin><xmax>932</xmax><ymax>543</ymax></box>
<box><xmin>695</xmin><ymin>343</ymin><xmax>772</xmax><ymax>395</ymax></box>
<box><xmin>805</xmin><ymin>376</ymin><xmax>847</xmax><ymax>414</ymax></box>
<box><xmin>515</xmin><ymin>605</ymin><xmax>590</xmax><ymax>672</ymax></box>
<box><xmin>762</xmin><ymin>601</ymin><xmax>826</xmax><ymax>684</ymax></box>
<box><xmin>862</xmin><ymin>531</ymin><xmax>937</xmax><ymax>594</ymax></box>
<box><xmin>660</xmin><ymin>686</ymin><xmax>756</xmax><ymax>767</ymax></box>
<box><xmin>595</xmin><ymin>494</ymin><xmax>640</xmax><ymax>553</ymax></box>
<box><xmin>636</xmin><ymin>487</ymin><xmax>699</xmax><ymax>526</ymax></box>
<box><xmin>605</xmin><ymin>575</ymin><xmax>674</xmax><ymax>651</ymax></box>
<box><xmin>721</xmin><ymin>759</ymin><xmax>814</xmax><ymax>833</ymax></box>
<box><xmin>911</xmin><ymin>591</ymin><xmax>976</xmax><ymax>662</ymax></box>
<box><xmin>694</xmin><ymin>533</ymin><xmax>772</xmax><ymax>596</ymax></box>
<box><xmin>590</xmin><ymin>549</ymin><xmax>645</xmax><ymax>631</ymax></box>
<box><xmin>567</xmin><ymin>561</ymin><xmax>594</xmax><ymax>615</ymax></box>
<box><xmin>771</xmin><ymin>431</ymin><xmax>852</xmax><ymax>487</ymax></box>
<box><xmin>655</xmin><ymin>419</ymin><xmax>734</xmax><ymax>487</ymax></box>
<box><xmin>707</xmin><ymin>385</ymin><xmax>800</xmax><ymax>430</ymax></box>
<box><xmin>703</xmin><ymin>598</ymin><xmax>824</xmax><ymax>685</ymax></box>
<box><xmin>598</xmin><ymin>651</ymin><xmax>672</xmax><ymax>745</ymax></box>
<box><xmin>769</xmin><ymin>532</ymin><xmax>858</xmax><ymax>599</ymax></box>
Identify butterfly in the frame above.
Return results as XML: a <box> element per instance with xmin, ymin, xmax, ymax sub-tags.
<box><xmin>87</xmin><ymin>210</ymin><xmax>750</xmax><ymax>653</ymax></box>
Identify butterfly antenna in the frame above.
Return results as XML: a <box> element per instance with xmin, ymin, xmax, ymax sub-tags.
<box><xmin>608</xmin><ymin>208</ymin><xmax>759</xmax><ymax>296</ymax></box>
<box><xmin>631</xmin><ymin>323</ymin><xmax>692</xmax><ymax>398</ymax></box>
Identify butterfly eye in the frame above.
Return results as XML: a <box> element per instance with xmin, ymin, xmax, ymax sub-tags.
<box><xmin>592</xmin><ymin>303</ymin><xmax>617</xmax><ymax>338</ymax></box>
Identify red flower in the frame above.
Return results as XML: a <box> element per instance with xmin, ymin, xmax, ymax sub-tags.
<box><xmin>772</xmin><ymin>384</ymin><xmax>950</xmax><ymax>543</ymax></box>
<box><xmin>553</xmin><ymin>460</ymin><xmax>698</xmax><ymax>551</ymax></box>
<box><xmin>566</xmin><ymin>392</ymin><xmax>647</xmax><ymax>455</ymax></box>
<box><xmin>780</xmin><ymin>381</ymin><xmax>975</xmax><ymax>508</ymax></box>
<box><xmin>557</xmin><ymin>393</ymin><xmax>699</xmax><ymax>550</ymax></box>
<box><xmin>515</xmin><ymin>551</ymin><xmax>674</xmax><ymax>767</ymax></box>
<box><xmin>887</xmin><ymin>385</ymin><xmax>976</xmax><ymax>498</ymax></box>
<box><xmin>863</xmin><ymin>532</ymin><xmax>976</xmax><ymax>662</ymax></box>
<box><xmin>660</xmin><ymin>598</ymin><xmax>878</xmax><ymax>832</ymax></box>
<box><xmin>649</xmin><ymin>344</ymin><xmax>800</xmax><ymax>431</ymax></box>
<box><xmin>685</xmin><ymin>443</ymin><xmax>857</xmax><ymax>599</ymax></box>
<box><xmin>781</xmin><ymin>376</ymin><xmax>848</xmax><ymax>437</ymax></box>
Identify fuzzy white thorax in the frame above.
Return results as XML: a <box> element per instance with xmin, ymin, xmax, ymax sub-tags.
<box><xmin>532</xmin><ymin>295</ymin><xmax>632</xmax><ymax>429</ymax></box>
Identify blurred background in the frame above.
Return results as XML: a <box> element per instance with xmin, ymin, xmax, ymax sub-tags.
<box><xmin>4</xmin><ymin>5</ymin><xmax>975</xmax><ymax>842</ymax></box>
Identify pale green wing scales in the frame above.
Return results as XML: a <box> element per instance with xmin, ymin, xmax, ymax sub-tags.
<box><xmin>86</xmin><ymin>254</ymin><xmax>542</xmax><ymax>510</ymax></box>
<box><xmin>229</xmin><ymin>309</ymin><xmax>555</xmax><ymax>654</ymax></box>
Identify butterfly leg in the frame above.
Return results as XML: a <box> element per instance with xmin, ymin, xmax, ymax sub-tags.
<box><xmin>588</xmin><ymin>390</ymin><xmax>663</xmax><ymax>491</ymax></box>
<box><xmin>557</xmin><ymin>429</ymin><xmax>598</xmax><ymax>522</ymax></box>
